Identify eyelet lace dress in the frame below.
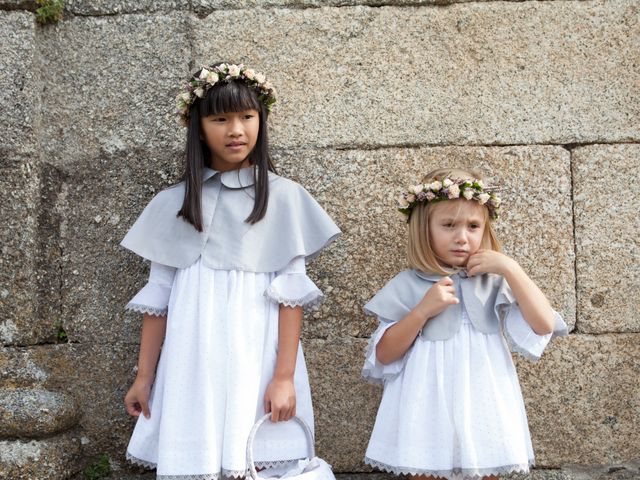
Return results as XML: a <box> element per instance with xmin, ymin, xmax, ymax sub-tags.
<box><xmin>125</xmin><ymin>256</ymin><xmax>322</xmax><ymax>479</ymax></box>
<box><xmin>362</xmin><ymin>289</ymin><xmax>566</xmax><ymax>480</ymax></box>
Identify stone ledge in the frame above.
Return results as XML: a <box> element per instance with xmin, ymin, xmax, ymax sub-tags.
<box><xmin>0</xmin><ymin>431</ymin><xmax>82</xmax><ymax>479</ymax></box>
<box><xmin>0</xmin><ymin>387</ymin><xmax>79</xmax><ymax>438</ymax></box>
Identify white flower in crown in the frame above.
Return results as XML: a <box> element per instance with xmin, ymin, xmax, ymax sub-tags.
<box><xmin>180</xmin><ymin>92</ymin><xmax>192</xmax><ymax>103</ymax></box>
<box><xmin>206</xmin><ymin>72</ymin><xmax>218</xmax><ymax>85</ymax></box>
<box><xmin>448</xmin><ymin>184</ymin><xmax>460</xmax><ymax>199</ymax></box>
<box><xmin>463</xmin><ymin>189</ymin><xmax>474</xmax><ymax>200</ymax></box>
<box><xmin>244</xmin><ymin>68</ymin><xmax>256</xmax><ymax>80</ymax></box>
<box><xmin>430</xmin><ymin>181</ymin><xmax>442</xmax><ymax>191</ymax></box>
<box><xmin>478</xmin><ymin>193</ymin><xmax>490</xmax><ymax>204</ymax></box>
<box><xmin>443</xmin><ymin>178</ymin><xmax>453</xmax><ymax>188</ymax></box>
<box><xmin>255</xmin><ymin>73</ymin><xmax>266</xmax><ymax>83</ymax></box>
<box><xmin>426</xmin><ymin>191</ymin><xmax>436</xmax><ymax>200</ymax></box>
<box><xmin>228</xmin><ymin>64</ymin><xmax>241</xmax><ymax>77</ymax></box>
<box><xmin>194</xmin><ymin>87</ymin><xmax>205</xmax><ymax>98</ymax></box>
<box><xmin>199</xmin><ymin>68</ymin><xmax>210</xmax><ymax>80</ymax></box>
<box><xmin>398</xmin><ymin>195</ymin><xmax>409</xmax><ymax>208</ymax></box>
<box><xmin>409</xmin><ymin>184</ymin><xmax>423</xmax><ymax>195</ymax></box>
<box><xmin>263</xmin><ymin>81</ymin><xmax>274</xmax><ymax>91</ymax></box>
<box><xmin>406</xmin><ymin>194</ymin><xmax>416</xmax><ymax>203</ymax></box>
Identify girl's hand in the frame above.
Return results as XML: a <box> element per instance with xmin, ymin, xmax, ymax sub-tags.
<box><xmin>467</xmin><ymin>249</ymin><xmax>516</xmax><ymax>277</ymax></box>
<box><xmin>264</xmin><ymin>377</ymin><xmax>296</xmax><ymax>422</ymax></box>
<box><xmin>415</xmin><ymin>276</ymin><xmax>459</xmax><ymax>321</ymax></box>
<box><xmin>124</xmin><ymin>376</ymin><xmax>153</xmax><ymax>418</ymax></box>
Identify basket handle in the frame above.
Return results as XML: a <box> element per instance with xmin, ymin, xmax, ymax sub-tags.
<box><xmin>246</xmin><ymin>414</ymin><xmax>316</xmax><ymax>480</ymax></box>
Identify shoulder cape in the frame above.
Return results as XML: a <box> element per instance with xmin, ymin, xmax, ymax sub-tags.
<box><xmin>121</xmin><ymin>167</ymin><xmax>341</xmax><ymax>272</ymax></box>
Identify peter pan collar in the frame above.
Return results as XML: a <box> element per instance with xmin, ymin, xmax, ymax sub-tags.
<box><xmin>413</xmin><ymin>268</ymin><xmax>469</xmax><ymax>282</ymax></box>
<box><xmin>202</xmin><ymin>166</ymin><xmax>257</xmax><ymax>189</ymax></box>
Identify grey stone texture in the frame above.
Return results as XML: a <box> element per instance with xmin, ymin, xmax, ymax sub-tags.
<box><xmin>0</xmin><ymin>11</ymin><xmax>38</xmax><ymax>158</ymax></box>
<box><xmin>573</xmin><ymin>144</ymin><xmax>640</xmax><ymax>334</ymax></box>
<box><xmin>516</xmin><ymin>334</ymin><xmax>640</xmax><ymax>467</ymax></box>
<box><xmin>0</xmin><ymin>387</ymin><xmax>79</xmax><ymax>437</ymax></box>
<box><xmin>37</xmin><ymin>14</ymin><xmax>190</xmax><ymax>168</ymax></box>
<box><xmin>0</xmin><ymin>432</ymin><xmax>82</xmax><ymax>480</ymax></box>
<box><xmin>0</xmin><ymin>163</ymin><xmax>47</xmax><ymax>346</ymax></box>
<box><xmin>275</xmin><ymin>146</ymin><xmax>576</xmax><ymax>338</ymax></box>
<box><xmin>64</xmin><ymin>0</ymin><xmax>189</xmax><ymax>15</ymax></box>
<box><xmin>194</xmin><ymin>1</ymin><xmax>639</xmax><ymax>149</ymax></box>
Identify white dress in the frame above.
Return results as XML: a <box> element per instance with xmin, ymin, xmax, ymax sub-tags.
<box><xmin>125</xmin><ymin>256</ymin><xmax>321</xmax><ymax>480</ymax></box>
<box><xmin>363</xmin><ymin>291</ymin><xmax>565</xmax><ymax>480</ymax></box>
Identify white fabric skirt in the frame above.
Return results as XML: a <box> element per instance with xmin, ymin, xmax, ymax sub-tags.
<box><xmin>126</xmin><ymin>259</ymin><xmax>315</xmax><ymax>480</ymax></box>
<box><xmin>365</xmin><ymin>312</ymin><xmax>535</xmax><ymax>480</ymax></box>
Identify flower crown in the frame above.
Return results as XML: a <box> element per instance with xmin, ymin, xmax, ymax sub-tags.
<box><xmin>397</xmin><ymin>177</ymin><xmax>501</xmax><ymax>220</ymax></box>
<box><xmin>175</xmin><ymin>63</ymin><xmax>277</xmax><ymax>126</ymax></box>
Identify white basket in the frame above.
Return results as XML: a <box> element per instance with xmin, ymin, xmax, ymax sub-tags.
<box><xmin>246</xmin><ymin>414</ymin><xmax>334</xmax><ymax>480</ymax></box>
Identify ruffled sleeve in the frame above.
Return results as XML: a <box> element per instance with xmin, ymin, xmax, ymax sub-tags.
<box><xmin>125</xmin><ymin>262</ymin><xmax>176</xmax><ymax>316</ymax></box>
<box><xmin>362</xmin><ymin>317</ymin><xmax>406</xmax><ymax>384</ymax></box>
<box><xmin>264</xmin><ymin>256</ymin><xmax>323</xmax><ymax>308</ymax></box>
<box><xmin>497</xmin><ymin>279</ymin><xmax>569</xmax><ymax>362</ymax></box>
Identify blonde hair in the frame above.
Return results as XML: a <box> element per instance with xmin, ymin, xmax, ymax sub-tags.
<box><xmin>407</xmin><ymin>168</ymin><xmax>501</xmax><ymax>275</ymax></box>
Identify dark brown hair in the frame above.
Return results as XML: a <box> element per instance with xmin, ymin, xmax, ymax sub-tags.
<box><xmin>177</xmin><ymin>63</ymin><xmax>277</xmax><ymax>231</ymax></box>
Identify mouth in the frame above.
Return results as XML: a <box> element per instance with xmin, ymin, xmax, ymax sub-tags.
<box><xmin>226</xmin><ymin>142</ymin><xmax>246</xmax><ymax>148</ymax></box>
<box><xmin>451</xmin><ymin>250</ymin><xmax>468</xmax><ymax>256</ymax></box>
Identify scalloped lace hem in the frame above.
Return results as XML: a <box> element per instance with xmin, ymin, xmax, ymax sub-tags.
<box><xmin>126</xmin><ymin>452</ymin><xmax>303</xmax><ymax>479</ymax></box>
<box><xmin>264</xmin><ymin>287</ymin><xmax>324</xmax><ymax>309</ymax></box>
<box><xmin>125</xmin><ymin>302</ymin><xmax>168</xmax><ymax>316</ymax></box>
<box><xmin>364</xmin><ymin>456</ymin><xmax>533</xmax><ymax>479</ymax></box>
<box><xmin>361</xmin><ymin>326</ymin><xmax>404</xmax><ymax>385</ymax></box>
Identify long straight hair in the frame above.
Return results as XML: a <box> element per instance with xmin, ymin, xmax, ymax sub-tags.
<box><xmin>177</xmin><ymin>64</ymin><xmax>277</xmax><ymax>231</ymax></box>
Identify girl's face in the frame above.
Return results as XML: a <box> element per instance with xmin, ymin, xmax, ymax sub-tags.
<box><xmin>428</xmin><ymin>199</ymin><xmax>486</xmax><ymax>269</ymax></box>
<box><xmin>200</xmin><ymin>109</ymin><xmax>260</xmax><ymax>172</ymax></box>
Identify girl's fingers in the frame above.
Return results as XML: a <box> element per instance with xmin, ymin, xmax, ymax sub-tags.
<box><xmin>438</xmin><ymin>276</ymin><xmax>453</xmax><ymax>286</ymax></box>
<box><xmin>264</xmin><ymin>397</ymin><xmax>271</xmax><ymax>415</ymax></box>
<box><xmin>140</xmin><ymin>399</ymin><xmax>150</xmax><ymax>419</ymax></box>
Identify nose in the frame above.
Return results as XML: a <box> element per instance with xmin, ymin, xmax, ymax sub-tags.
<box><xmin>454</xmin><ymin>228</ymin><xmax>468</xmax><ymax>244</ymax></box>
<box><xmin>228</xmin><ymin>117</ymin><xmax>242</xmax><ymax>136</ymax></box>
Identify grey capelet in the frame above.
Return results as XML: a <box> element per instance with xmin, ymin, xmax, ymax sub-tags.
<box><xmin>121</xmin><ymin>167</ymin><xmax>341</xmax><ymax>272</ymax></box>
<box><xmin>364</xmin><ymin>269</ymin><xmax>567</xmax><ymax>341</ymax></box>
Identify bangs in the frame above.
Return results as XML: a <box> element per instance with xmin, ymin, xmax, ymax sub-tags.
<box><xmin>200</xmin><ymin>80</ymin><xmax>261</xmax><ymax>117</ymax></box>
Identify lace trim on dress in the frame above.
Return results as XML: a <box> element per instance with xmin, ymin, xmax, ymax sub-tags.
<box><xmin>263</xmin><ymin>287</ymin><xmax>324</xmax><ymax>309</ymax></box>
<box><xmin>126</xmin><ymin>452</ymin><xmax>302</xmax><ymax>479</ymax></box>
<box><xmin>125</xmin><ymin>302</ymin><xmax>168</xmax><ymax>316</ymax></box>
<box><xmin>364</xmin><ymin>457</ymin><xmax>534</xmax><ymax>479</ymax></box>
<box><xmin>126</xmin><ymin>451</ymin><xmax>156</xmax><ymax>469</ymax></box>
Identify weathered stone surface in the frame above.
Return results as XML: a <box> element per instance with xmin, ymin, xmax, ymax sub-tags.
<box><xmin>0</xmin><ymin>387</ymin><xmax>79</xmax><ymax>438</ymax></box>
<box><xmin>194</xmin><ymin>2</ymin><xmax>639</xmax><ymax>148</ymax></box>
<box><xmin>516</xmin><ymin>334</ymin><xmax>640</xmax><ymax>467</ymax></box>
<box><xmin>0</xmin><ymin>163</ymin><xmax>54</xmax><ymax>346</ymax></box>
<box><xmin>0</xmin><ymin>347</ymin><xmax>49</xmax><ymax>388</ymax></box>
<box><xmin>0</xmin><ymin>343</ymin><xmax>140</xmax><ymax>464</ymax></box>
<box><xmin>58</xmin><ymin>151</ymin><xmax>182</xmax><ymax>344</ymax></box>
<box><xmin>0</xmin><ymin>11</ymin><xmax>37</xmax><ymax>158</ymax></box>
<box><xmin>38</xmin><ymin>14</ymin><xmax>190</xmax><ymax>167</ymax></box>
<box><xmin>0</xmin><ymin>431</ymin><xmax>82</xmax><ymax>480</ymax></box>
<box><xmin>64</xmin><ymin>0</ymin><xmax>188</xmax><ymax>15</ymax></box>
<box><xmin>304</xmin><ymin>337</ymin><xmax>380</xmax><ymax>472</ymax></box>
<box><xmin>275</xmin><ymin>146</ymin><xmax>575</xmax><ymax>338</ymax></box>
<box><xmin>0</xmin><ymin>1</ymin><xmax>37</xmax><ymax>11</ymax></box>
<box><xmin>192</xmin><ymin>0</ymin><xmax>474</xmax><ymax>14</ymax></box>
<box><xmin>573</xmin><ymin>144</ymin><xmax>640</xmax><ymax>334</ymax></box>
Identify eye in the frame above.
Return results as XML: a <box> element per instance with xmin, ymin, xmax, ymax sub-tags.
<box><xmin>210</xmin><ymin>116</ymin><xmax>226</xmax><ymax>123</ymax></box>
<box><xmin>243</xmin><ymin>113</ymin><xmax>255</xmax><ymax>120</ymax></box>
<box><xmin>443</xmin><ymin>223</ymin><xmax>454</xmax><ymax>228</ymax></box>
<box><xmin>469</xmin><ymin>223</ymin><xmax>481</xmax><ymax>229</ymax></box>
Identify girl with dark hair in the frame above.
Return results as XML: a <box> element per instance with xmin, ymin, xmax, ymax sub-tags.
<box><xmin>121</xmin><ymin>63</ymin><xmax>340</xmax><ymax>479</ymax></box>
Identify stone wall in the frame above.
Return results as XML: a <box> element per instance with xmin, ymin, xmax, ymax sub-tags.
<box><xmin>0</xmin><ymin>1</ymin><xmax>638</xmax><ymax>479</ymax></box>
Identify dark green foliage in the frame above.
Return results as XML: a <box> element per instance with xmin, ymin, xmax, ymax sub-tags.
<box><xmin>35</xmin><ymin>0</ymin><xmax>64</xmax><ymax>25</ymax></box>
<box><xmin>84</xmin><ymin>454</ymin><xmax>111</xmax><ymax>480</ymax></box>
